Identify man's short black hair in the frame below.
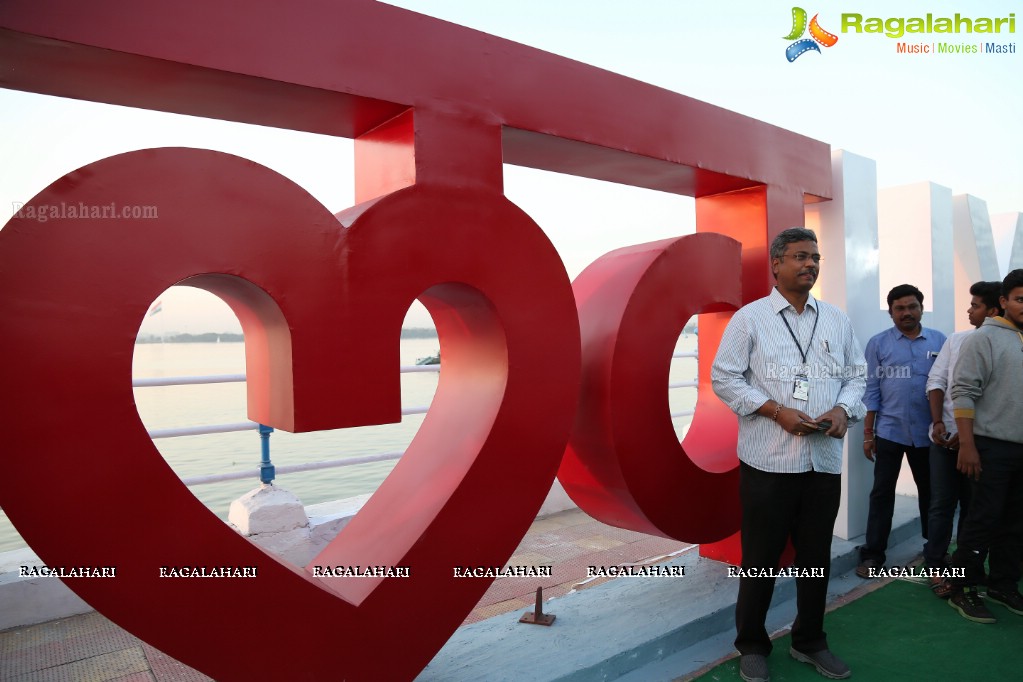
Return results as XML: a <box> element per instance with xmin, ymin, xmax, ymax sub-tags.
<box><xmin>1003</xmin><ymin>269</ymin><xmax>1023</xmax><ymax>298</ymax></box>
<box><xmin>970</xmin><ymin>281</ymin><xmax>1003</xmax><ymax>315</ymax></box>
<box><xmin>769</xmin><ymin>227</ymin><xmax>818</xmax><ymax>261</ymax></box>
<box><xmin>886</xmin><ymin>284</ymin><xmax>924</xmax><ymax>309</ymax></box>
<box><xmin>769</xmin><ymin>228</ymin><xmax>818</xmax><ymax>280</ymax></box>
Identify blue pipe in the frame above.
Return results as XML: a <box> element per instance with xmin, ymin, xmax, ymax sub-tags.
<box><xmin>258</xmin><ymin>423</ymin><xmax>275</xmax><ymax>484</ymax></box>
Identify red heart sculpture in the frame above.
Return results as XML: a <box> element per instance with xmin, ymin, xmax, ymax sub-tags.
<box><xmin>0</xmin><ymin>148</ymin><xmax>581</xmax><ymax>680</ymax></box>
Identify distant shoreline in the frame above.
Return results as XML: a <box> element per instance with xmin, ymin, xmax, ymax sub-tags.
<box><xmin>135</xmin><ymin>328</ymin><xmax>439</xmax><ymax>344</ymax></box>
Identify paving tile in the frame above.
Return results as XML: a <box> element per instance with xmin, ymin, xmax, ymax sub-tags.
<box><xmin>0</xmin><ymin>621</ymin><xmax>69</xmax><ymax>654</ymax></box>
<box><xmin>505</xmin><ymin>551</ymin><xmax>553</xmax><ymax>567</ymax></box>
<box><xmin>1</xmin><ymin>643</ymin><xmax>67</xmax><ymax>680</ymax></box>
<box><xmin>524</xmin><ymin>539</ymin><xmax>592</xmax><ymax>562</ymax></box>
<box><xmin>464</xmin><ymin>597</ymin><xmax>532</xmax><ymax>625</ymax></box>
<box><xmin>7</xmin><ymin>646</ymin><xmax>149</xmax><ymax>682</ymax></box>
<box><xmin>61</xmin><ymin>613</ymin><xmax>120</xmax><ymax>638</ymax></box>
<box><xmin>571</xmin><ymin>535</ymin><xmax>626</xmax><ymax>551</ymax></box>
<box><xmin>63</xmin><ymin>623</ymin><xmax>141</xmax><ymax>664</ymax></box>
<box><xmin>521</xmin><ymin>529</ymin><xmax>589</xmax><ymax>549</ymax></box>
<box><xmin>622</xmin><ymin>536</ymin><xmax>691</xmax><ymax>558</ymax></box>
<box><xmin>523</xmin><ymin>517</ymin><xmax>574</xmax><ymax>534</ymax></box>
<box><xmin>525</xmin><ymin>511</ymin><xmax>591</xmax><ymax>532</ymax></box>
<box><xmin>108</xmin><ymin>674</ymin><xmax>155</xmax><ymax>682</ymax></box>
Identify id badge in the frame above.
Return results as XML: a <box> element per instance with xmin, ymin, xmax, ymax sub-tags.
<box><xmin>793</xmin><ymin>374</ymin><xmax>809</xmax><ymax>401</ymax></box>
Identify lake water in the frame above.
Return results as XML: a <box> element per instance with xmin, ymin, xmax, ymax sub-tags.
<box><xmin>0</xmin><ymin>336</ymin><xmax>698</xmax><ymax>553</ymax></box>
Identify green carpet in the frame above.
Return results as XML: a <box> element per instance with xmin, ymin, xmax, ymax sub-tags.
<box><xmin>694</xmin><ymin>578</ymin><xmax>1021</xmax><ymax>681</ymax></box>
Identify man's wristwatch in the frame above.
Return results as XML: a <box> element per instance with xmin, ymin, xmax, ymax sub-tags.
<box><xmin>837</xmin><ymin>403</ymin><xmax>853</xmax><ymax>419</ymax></box>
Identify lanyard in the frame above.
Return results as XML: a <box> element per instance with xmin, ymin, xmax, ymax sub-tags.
<box><xmin>779</xmin><ymin>305</ymin><xmax>819</xmax><ymax>365</ymax></box>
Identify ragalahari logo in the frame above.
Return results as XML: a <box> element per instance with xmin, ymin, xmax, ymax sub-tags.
<box><xmin>784</xmin><ymin>7</ymin><xmax>839</xmax><ymax>61</ymax></box>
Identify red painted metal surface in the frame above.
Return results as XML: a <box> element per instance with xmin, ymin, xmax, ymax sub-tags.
<box><xmin>0</xmin><ymin>0</ymin><xmax>830</xmax><ymax>200</ymax></box>
<box><xmin>560</xmin><ymin>234</ymin><xmax>743</xmax><ymax>542</ymax></box>
<box><xmin>0</xmin><ymin>1</ymin><xmax>833</xmax><ymax>678</ymax></box>
<box><xmin>691</xmin><ymin>186</ymin><xmax>807</xmax><ymax>562</ymax></box>
<box><xmin>0</xmin><ymin>149</ymin><xmax>580</xmax><ymax>680</ymax></box>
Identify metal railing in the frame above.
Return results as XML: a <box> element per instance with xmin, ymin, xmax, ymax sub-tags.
<box><xmin>670</xmin><ymin>350</ymin><xmax>698</xmax><ymax>419</ymax></box>
<box><xmin>133</xmin><ymin>364</ymin><xmax>440</xmax><ymax>486</ymax></box>
<box><xmin>135</xmin><ymin>353</ymin><xmax>698</xmax><ymax>487</ymax></box>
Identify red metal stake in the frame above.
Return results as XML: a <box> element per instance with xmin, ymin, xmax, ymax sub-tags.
<box><xmin>519</xmin><ymin>587</ymin><xmax>555</xmax><ymax>626</ymax></box>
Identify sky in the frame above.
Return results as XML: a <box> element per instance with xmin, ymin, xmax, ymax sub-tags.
<box><xmin>1</xmin><ymin>0</ymin><xmax>1019</xmax><ymax>332</ymax></box>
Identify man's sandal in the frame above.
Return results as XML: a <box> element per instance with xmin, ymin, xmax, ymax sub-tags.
<box><xmin>929</xmin><ymin>576</ymin><xmax>954</xmax><ymax>599</ymax></box>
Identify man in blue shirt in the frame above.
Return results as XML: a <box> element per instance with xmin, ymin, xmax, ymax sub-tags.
<box><xmin>857</xmin><ymin>284</ymin><xmax>947</xmax><ymax>578</ymax></box>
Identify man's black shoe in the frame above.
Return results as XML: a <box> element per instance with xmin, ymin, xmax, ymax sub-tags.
<box><xmin>789</xmin><ymin>647</ymin><xmax>851</xmax><ymax>679</ymax></box>
<box><xmin>739</xmin><ymin>653</ymin><xmax>769</xmax><ymax>682</ymax></box>
<box><xmin>987</xmin><ymin>587</ymin><xmax>1023</xmax><ymax>615</ymax></box>
<box><xmin>949</xmin><ymin>587</ymin><xmax>996</xmax><ymax>623</ymax></box>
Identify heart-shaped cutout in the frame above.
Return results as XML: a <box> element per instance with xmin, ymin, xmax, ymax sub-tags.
<box><xmin>0</xmin><ymin>148</ymin><xmax>580</xmax><ymax>680</ymax></box>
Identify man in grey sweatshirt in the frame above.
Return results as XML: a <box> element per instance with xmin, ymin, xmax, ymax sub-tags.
<box><xmin>947</xmin><ymin>268</ymin><xmax>1023</xmax><ymax>623</ymax></box>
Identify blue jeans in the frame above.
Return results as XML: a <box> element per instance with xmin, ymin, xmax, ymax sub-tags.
<box><xmin>922</xmin><ymin>442</ymin><xmax>972</xmax><ymax>566</ymax></box>
<box><xmin>860</xmin><ymin>437</ymin><xmax>930</xmax><ymax>564</ymax></box>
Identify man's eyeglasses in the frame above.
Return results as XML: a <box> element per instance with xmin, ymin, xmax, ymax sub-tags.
<box><xmin>779</xmin><ymin>252</ymin><xmax>822</xmax><ymax>264</ymax></box>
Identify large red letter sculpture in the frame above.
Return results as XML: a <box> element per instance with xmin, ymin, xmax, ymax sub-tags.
<box><xmin>560</xmin><ymin>234</ymin><xmax>743</xmax><ymax>542</ymax></box>
<box><xmin>0</xmin><ymin>0</ymin><xmax>832</xmax><ymax>678</ymax></box>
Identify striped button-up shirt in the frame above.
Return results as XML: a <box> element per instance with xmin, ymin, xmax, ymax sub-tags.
<box><xmin>712</xmin><ymin>288</ymin><xmax>867</xmax><ymax>474</ymax></box>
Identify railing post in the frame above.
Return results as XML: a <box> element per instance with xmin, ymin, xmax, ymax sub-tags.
<box><xmin>258</xmin><ymin>424</ymin><xmax>275</xmax><ymax>485</ymax></box>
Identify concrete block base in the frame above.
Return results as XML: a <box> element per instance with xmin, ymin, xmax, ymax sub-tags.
<box><xmin>0</xmin><ymin>549</ymin><xmax>93</xmax><ymax>631</ymax></box>
<box><xmin>417</xmin><ymin>495</ymin><xmax>925</xmax><ymax>682</ymax></box>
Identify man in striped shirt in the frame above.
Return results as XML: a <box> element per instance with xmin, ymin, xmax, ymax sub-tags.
<box><xmin>713</xmin><ymin>227</ymin><xmax>866</xmax><ymax>682</ymax></box>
